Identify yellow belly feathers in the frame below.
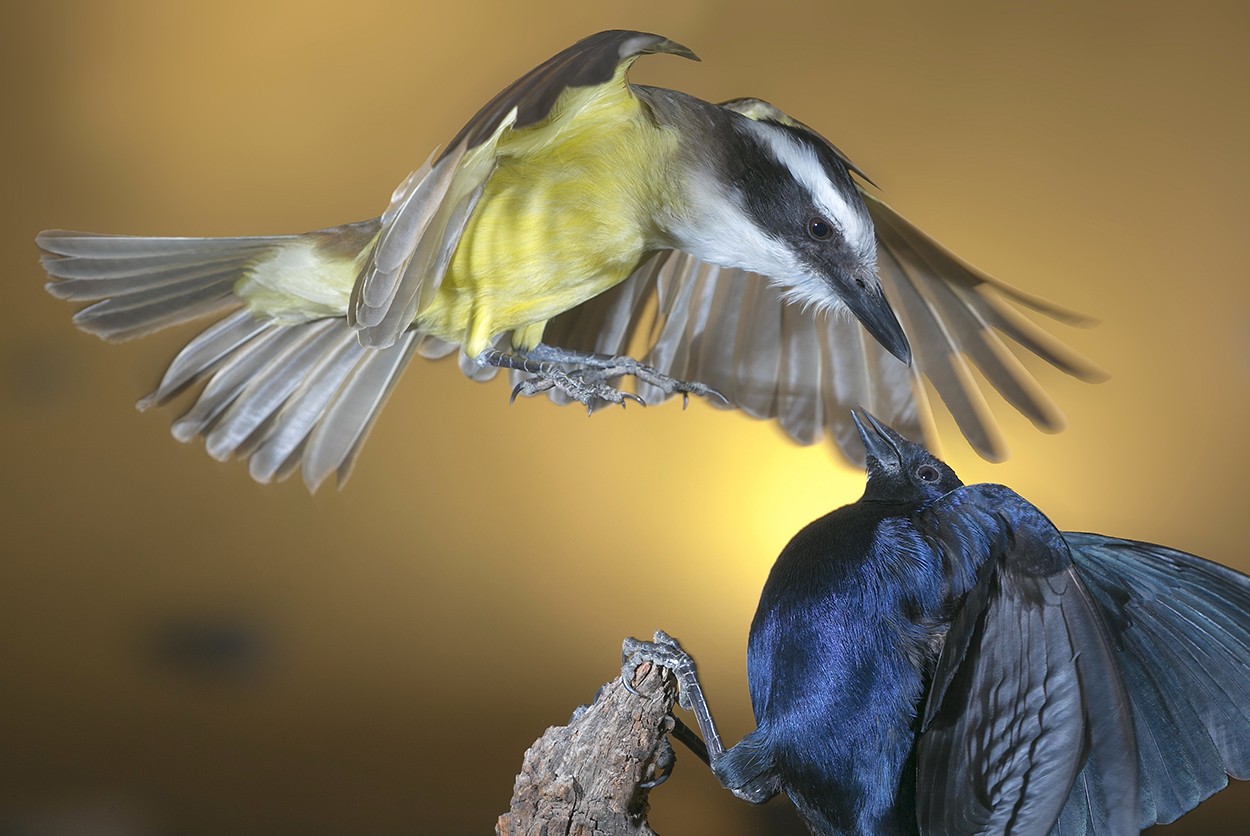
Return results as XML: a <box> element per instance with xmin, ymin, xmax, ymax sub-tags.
<box><xmin>416</xmin><ymin>79</ymin><xmax>680</xmax><ymax>357</ymax></box>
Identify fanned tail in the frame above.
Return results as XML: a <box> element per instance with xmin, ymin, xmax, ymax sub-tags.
<box><xmin>39</xmin><ymin>222</ymin><xmax>418</xmax><ymax>490</ymax></box>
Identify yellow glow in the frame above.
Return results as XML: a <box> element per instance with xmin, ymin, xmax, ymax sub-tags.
<box><xmin>4</xmin><ymin>2</ymin><xmax>1250</xmax><ymax>833</ymax></box>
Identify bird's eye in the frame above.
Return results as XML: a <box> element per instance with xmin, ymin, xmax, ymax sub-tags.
<box><xmin>808</xmin><ymin>217</ymin><xmax>834</xmax><ymax>240</ymax></box>
<box><xmin>916</xmin><ymin>465</ymin><xmax>940</xmax><ymax>483</ymax></box>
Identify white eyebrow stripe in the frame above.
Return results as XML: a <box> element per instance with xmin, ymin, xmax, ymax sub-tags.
<box><xmin>755</xmin><ymin>124</ymin><xmax>872</xmax><ymax>251</ymax></box>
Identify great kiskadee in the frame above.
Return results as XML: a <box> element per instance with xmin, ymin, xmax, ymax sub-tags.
<box><xmin>38</xmin><ymin>30</ymin><xmax>1102</xmax><ymax>490</ymax></box>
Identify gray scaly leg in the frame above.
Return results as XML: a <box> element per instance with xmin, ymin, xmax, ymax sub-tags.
<box><xmin>480</xmin><ymin>344</ymin><xmax>725</xmax><ymax>412</ymax></box>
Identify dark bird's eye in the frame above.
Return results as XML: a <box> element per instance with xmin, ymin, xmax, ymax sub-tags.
<box><xmin>807</xmin><ymin>217</ymin><xmax>833</xmax><ymax>240</ymax></box>
<box><xmin>916</xmin><ymin>464</ymin><xmax>940</xmax><ymax>483</ymax></box>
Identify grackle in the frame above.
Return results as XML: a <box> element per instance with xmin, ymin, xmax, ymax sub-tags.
<box><xmin>625</xmin><ymin>409</ymin><xmax>1250</xmax><ymax>834</ymax></box>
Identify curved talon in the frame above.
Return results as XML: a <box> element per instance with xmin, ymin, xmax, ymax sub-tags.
<box><xmin>640</xmin><ymin>772</ymin><xmax>671</xmax><ymax>789</ymax></box>
<box><xmin>640</xmin><ymin>751</ymin><xmax>675</xmax><ymax>789</ymax></box>
<box><xmin>621</xmin><ymin>669</ymin><xmax>643</xmax><ymax>698</ymax></box>
<box><xmin>509</xmin><ymin>382</ymin><xmax>525</xmax><ymax>404</ymax></box>
<box><xmin>640</xmin><ymin>721</ymin><xmax>678</xmax><ymax>789</ymax></box>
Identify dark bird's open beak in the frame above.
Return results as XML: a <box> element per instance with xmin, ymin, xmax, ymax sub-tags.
<box><xmin>840</xmin><ymin>277</ymin><xmax>911</xmax><ymax>366</ymax></box>
<box><xmin>851</xmin><ymin>408</ymin><xmax>905</xmax><ymax>468</ymax></box>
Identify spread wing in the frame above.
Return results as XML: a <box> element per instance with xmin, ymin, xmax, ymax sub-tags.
<box><xmin>536</xmin><ymin>98</ymin><xmax>1104</xmax><ymax>464</ymax></box>
<box><xmin>348</xmin><ymin>30</ymin><xmax>698</xmax><ymax>349</ymax></box>
<box><xmin>1057</xmin><ymin>534</ymin><xmax>1250</xmax><ymax>832</ymax></box>
<box><xmin>866</xmin><ymin>192</ymin><xmax>1105</xmax><ymax>460</ymax></box>
<box><xmin>913</xmin><ymin>485</ymin><xmax>1139</xmax><ymax>835</ymax></box>
<box><xmin>538</xmin><ymin>253</ymin><xmax>921</xmax><ymax>460</ymax></box>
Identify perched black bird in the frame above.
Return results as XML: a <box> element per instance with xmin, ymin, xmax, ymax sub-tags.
<box><xmin>625</xmin><ymin>410</ymin><xmax>1250</xmax><ymax>834</ymax></box>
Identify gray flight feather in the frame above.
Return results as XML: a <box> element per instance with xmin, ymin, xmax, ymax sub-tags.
<box><xmin>202</xmin><ymin>319</ymin><xmax>341</xmax><ymax>461</ymax></box>
<box><xmin>731</xmin><ymin>274</ymin><xmax>783</xmax><ymax>419</ymax></box>
<box><xmin>302</xmin><ymin>331</ymin><xmax>418</xmax><ymax>492</ymax></box>
<box><xmin>248</xmin><ymin>333</ymin><xmax>368</xmax><ymax>483</ymax></box>
<box><xmin>875</xmin><ymin>244</ymin><xmax>1003</xmax><ymax>458</ymax></box>
<box><xmin>170</xmin><ymin>326</ymin><xmax>312</xmax><ymax>443</ymax></box>
<box><xmin>138</xmin><ymin>310</ymin><xmax>273</xmax><ymax>410</ymax></box>
<box><xmin>351</xmin><ymin>148</ymin><xmax>462</xmax><ymax>333</ymax></box>
<box><xmin>871</xmin><ymin>203</ymin><xmax>1067</xmax><ymax>430</ymax></box>
<box><xmin>778</xmin><ymin>301</ymin><xmax>821</xmax><ymax>444</ymax></box>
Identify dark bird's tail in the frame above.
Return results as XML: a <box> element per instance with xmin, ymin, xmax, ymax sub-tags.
<box><xmin>37</xmin><ymin>222</ymin><xmax>428</xmax><ymax>490</ymax></box>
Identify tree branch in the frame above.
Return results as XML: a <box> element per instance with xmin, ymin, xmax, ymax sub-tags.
<box><xmin>496</xmin><ymin>659</ymin><xmax>679</xmax><ymax>835</ymax></box>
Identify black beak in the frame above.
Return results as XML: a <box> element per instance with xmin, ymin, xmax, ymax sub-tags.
<box><xmin>851</xmin><ymin>408</ymin><xmax>904</xmax><ymax>468</ymax></box>
<box><xmin>840</xmin><ymin>276</ymin><xmax>911</xmax><ymax>366</ymax></box>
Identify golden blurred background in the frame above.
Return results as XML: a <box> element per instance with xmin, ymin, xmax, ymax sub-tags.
<box><xmin>3</xmin><ymin>1</ymin><xmax>1249</xmax><ymax>833</ymax></box>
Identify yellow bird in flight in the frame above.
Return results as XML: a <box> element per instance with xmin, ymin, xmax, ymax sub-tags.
<box><xmin>38</xmin><ymin>30</ymin><xmax>1101</xmax><ymax>490</ymax></box>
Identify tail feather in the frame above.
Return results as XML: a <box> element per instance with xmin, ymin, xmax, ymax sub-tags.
<box><xmin>138</xmin><ymin>310</ymin><xmax>272</xmax><ymax>410</ymax></box>
<box><xmin>44</xmin><ymin>256</ymin><xmax>250</xmax><ymax>296</ymax></box>
<box><xmin>40</xmin><ymin>227</ymin><xmax>418</xmax><ymax>489</ymax></box>
<box><xmin>302</xmin><ymin>332</ymin><xmax>419</xmax><ymax>491</ymax></box>
<box><xmin>37</xmin><ymin>230</ymin><xmax>298</xmax><ymax>259</ymax></box>
<box><xmin>40</xmin><ymin>230</ymin><xmax>295</xmax><ymax>341</ymax></box>
<box><xmin>164</xmin><ymin>316</ymin><xmax>416</xmax><ymax>489</ymax></box>
<box><xmin>71</xmin><ymin>272</ymin><xmax>240</xmax><ymax>340</ymax></box>
<box><xmin>246</xmin><ymin>338</ymin><xmax>369</xmax><ymax>483</ymax></box>
<box><xmin>170</xmin><ymin>325</ymin><xmax>305</xmax><ymax>443</ymax></box>
<box><xmin>203</xmin><ymin>319</ymin><xmax>342</xmax><ymax>461</ymax></box>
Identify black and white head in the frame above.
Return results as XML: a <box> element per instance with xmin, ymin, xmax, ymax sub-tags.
<box><xmin>853</xmin><ymin>409</ymin><xmax>962</xmax><ymax>505</ymax></box>
<box><xmin>676</xmin><ymin>102</ymin><xmax>910</xmax><ymax>365</ymax></box>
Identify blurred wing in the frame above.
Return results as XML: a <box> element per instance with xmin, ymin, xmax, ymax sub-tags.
<box><xmin>349</xmin><ymin>30</ymin><xmax>697</xmax><ymax>349</ymax></box>
<box><xmin>865</xmin><ymin>191</ymin><xmax>1106</xmax><ymax>460</ymax></box>
<box><xmin>1060</xmin><ymin>534</ymin><xmax>1250</xmax><ymax>831</ymax></box>
<box><xmin>914</xmin><ymin>485</ymin><xmax>1139</xmax><ymax>835</ymax></box>
<box><xmin>537</xmin><ymin>252</ymin><xmax>923</xmax><ymax>463</ymax></box>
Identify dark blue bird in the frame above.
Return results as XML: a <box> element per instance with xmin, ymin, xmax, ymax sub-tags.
<box><xmin>625</xmin><ymin>410</ymin><xmax>1250</xmax><ymax>834</ymax></box>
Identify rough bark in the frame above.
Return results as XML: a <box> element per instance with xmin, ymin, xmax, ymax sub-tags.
<box><xmin>497</xmin><ymin>660</ymin><xmax>679</xmax><ymax>835</ymax></box>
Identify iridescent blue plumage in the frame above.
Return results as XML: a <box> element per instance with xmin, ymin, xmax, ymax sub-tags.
<box><xmin>625</xmin><ymin>410</ymin><xmax>1250</xmax><ymax>834</ymax></box>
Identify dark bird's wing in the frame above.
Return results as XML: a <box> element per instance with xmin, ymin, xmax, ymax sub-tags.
<box><xmin>1057</xmin><ymin>534</ymin><xmax>1250</xmax><ymax>832</ymax></box>
<box><xmin>913</xmin><ymin>484</ymin><xmax>1139</xmax><ymax>835</ymax></box>
<box><xmin>348</xmin><ymin>30</ymin><xmax>698</xmax><ymax>348</ymax></box>
<box><xmin>540</xmin><ymin>99</ymin><xmax>1104</xmax><ymax>464</ymax></box>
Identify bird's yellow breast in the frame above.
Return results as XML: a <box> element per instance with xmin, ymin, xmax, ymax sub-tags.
<box><xmin>415</xmin><ymin>78</ymin><xmax>682</xmax><ymax>357</ymax></box>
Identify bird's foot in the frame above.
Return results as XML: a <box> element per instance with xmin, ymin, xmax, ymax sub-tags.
<box><xmin>622</xmin><ymin>630</ymin><xmax>699</xmax><ymax>711</ymax></box>
<box><xmin>576</xmin><ymin>357</ymin><xmax>727</xmax><ymax>409</ymax></box>
<box><xmin>495</xmin><ymin>346</ymin><xmax>726</xmax><ymax>411</ymax></box>
<box><xmin>509</xmin><ymin>365</ymin><xmax>644</xmax><ymax>413</ymax></box>
<box><xmin>640</xmin><ymin>732</ymin><xmax>677</xmax><ymax>789</ymax></box>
